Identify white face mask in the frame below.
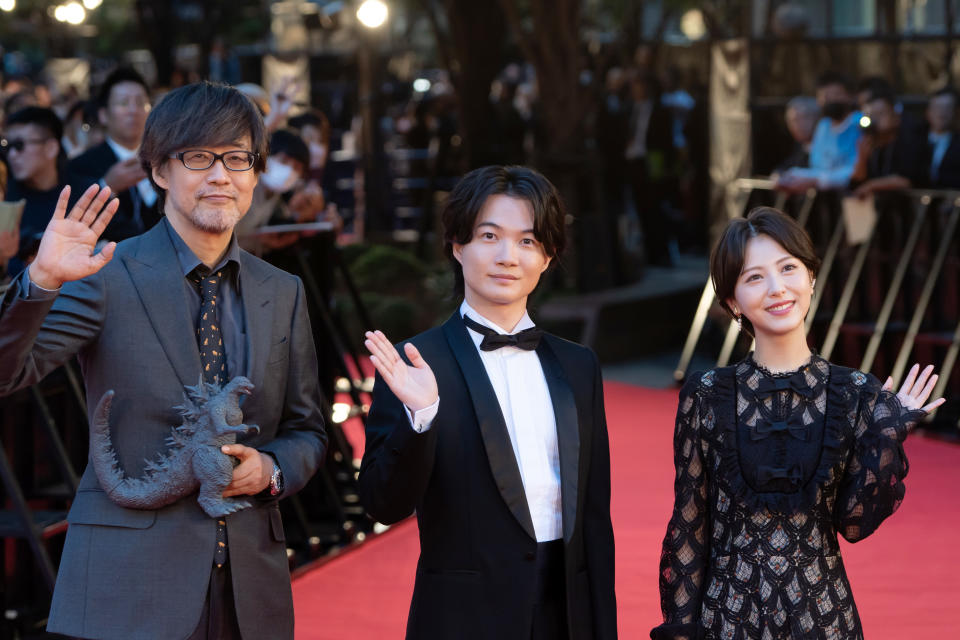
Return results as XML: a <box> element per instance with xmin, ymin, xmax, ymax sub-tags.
<box><xmin>308</xmin><ymin>142</ymin><xmax>327</xmax><ymax>169</ymax></box>
<box><xmin>260</xmin><ymin>157</ymin><xmax>299</xmax><ymax>193</ymax></box>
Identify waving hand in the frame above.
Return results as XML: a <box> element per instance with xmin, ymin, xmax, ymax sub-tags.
<box><xmin>364</xmin><ymin>330</ymin><xmax>438</xmax><ymax>412</ymax></box>
<box><xmin>29</xmin><ymin>185</ymin><xmax>119</xmax><ymax>290</ymax></box>
<box><xmin>882</xmin><ymin>364</ymin><xmax>945</xmax><ymax>416</ymax></box>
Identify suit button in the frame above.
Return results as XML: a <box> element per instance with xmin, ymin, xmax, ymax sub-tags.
<box><xmin>524</xmin><ymin>551</ymin><xmax>535</xmax><ymax>561</ymax></box>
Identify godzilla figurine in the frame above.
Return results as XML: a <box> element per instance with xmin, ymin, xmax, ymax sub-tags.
<box><xmin>90</xmin><ymin>376</ymin><xmax>260</xmax><ymax>518</ymax></box>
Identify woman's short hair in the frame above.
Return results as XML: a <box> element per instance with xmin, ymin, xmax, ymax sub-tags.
<box><xmin>139</xmin><ymin>81</ymin><xmax>268</xmax><ymax>205</ymax></box>
<box><xmin>710</xmin><ymin>207</ymin><xmax>820</xmax><ymax>335</ymax></box>
<box><xmin>441</xmin><ymin>165</ymin><xmax>567</xmax><ymax>296</ymax></box>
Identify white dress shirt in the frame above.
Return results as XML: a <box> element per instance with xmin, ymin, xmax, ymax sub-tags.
<box><xmin>105</xmin><ymin>136</ymin><xmax>158</xmax><ymax>209</ymax></box>
<box><xmin>406</xmin><ymin>301</ymin><xmax>563</xmax><ymax>542</ymax></box>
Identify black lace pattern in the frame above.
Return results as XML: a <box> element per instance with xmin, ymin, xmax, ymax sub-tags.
<box><xmin>652</xmin><ymin>355</ymin><xmax>923</xmax><ymax>640</ymax></box>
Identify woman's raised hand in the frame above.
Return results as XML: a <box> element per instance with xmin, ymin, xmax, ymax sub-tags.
<box><xmin>29</xmin><ymin>184</ymin><xmax>119</xmax><ymax>290</ymax></box>
<box><xmin>364</xmin><ymin>330</ymin><xmax>438</xmax><ymax>412</ymax></box>
<box><xmin>882</xmin><ymin>364</ymin><xmax>945</xmax><ymax>414</ymax></box>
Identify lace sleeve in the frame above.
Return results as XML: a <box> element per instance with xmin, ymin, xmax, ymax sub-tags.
<box><xmin>835</xmin><ymin>376</ymin><xmax>924</xmax><ymax>543</ymax></box>
<box><xmin>651</xmin><ymin>375</ymin><xmax>710</xmax><ymax>640</ymax></box>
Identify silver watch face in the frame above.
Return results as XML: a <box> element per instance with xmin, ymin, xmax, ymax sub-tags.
<box><xmin>270</xmin><ymin>467</ymin><xmax>282</xmax><ymax>495</ymax></box>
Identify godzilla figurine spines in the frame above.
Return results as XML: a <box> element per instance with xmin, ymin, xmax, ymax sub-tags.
<box><xmin>90</xmin><ymin>376</ymin><xmax>259</xmax><ymax>517</ymax></box>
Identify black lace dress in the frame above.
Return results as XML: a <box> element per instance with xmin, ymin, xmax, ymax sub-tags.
<box><xmin>651</xmin><ymin>354</ymin><xmax>923</xmax><ymax>640</ymax></box>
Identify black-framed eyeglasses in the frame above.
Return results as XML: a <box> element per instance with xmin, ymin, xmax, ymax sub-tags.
<box><xmin>170</xmin><ymin>149</ymin><xmax>258</xmax><ymax>172</ymax></box>
<box><xmin>2</xmin><ymin>138</ymin><xmax>50</xmax><ymax>152</ymax></box>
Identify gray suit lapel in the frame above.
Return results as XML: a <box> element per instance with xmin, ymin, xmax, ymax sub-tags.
<box><xmin>442</xmin><ymin>313</ymin><xmax>537</xmax><ymax>541</ymax></box>
<box><xmin>238</xmin><ymin>254</ymin><xmax>274</xmax><ymax>392</ymax></box>
<box><xmin>536</xmin><ymin>338</ymin><xmax>580</xmax><ymax>543</ymax></box>
<box><xmin>122</xmin><ymin>224</ymin><xmax>200</xmax><ymax>390</ymax></box>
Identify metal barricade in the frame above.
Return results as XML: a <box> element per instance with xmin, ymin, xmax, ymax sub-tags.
<box><xmin>675</xmin><ymin>180</ymin><xmax>960</xmax><ymax>424</ymax></box>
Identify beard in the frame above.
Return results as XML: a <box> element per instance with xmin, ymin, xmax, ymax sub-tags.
<box><xmin>188</xmin><ymin>205</ymin><xmax>243</xmax><ymax>234</ymax></box>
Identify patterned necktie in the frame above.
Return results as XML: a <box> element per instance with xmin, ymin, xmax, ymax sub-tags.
<box><xmin>462</xmin><ymin>315</ymin><xmax>543</xmax><ymax>351</ymax></box>
<box><xmin>191</xmin><ymin>267</ymin><xmax>229</xmax><ymax>568</ymax></box>
<box><xmin>192</xmin><ymin>269</ymin><xmax>226</xmax><ymax>386</ymax></box>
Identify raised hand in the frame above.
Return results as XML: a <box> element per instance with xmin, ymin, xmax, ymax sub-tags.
<box><xmin>364</xmin><ymin>330</ymin><xmax>438</xmax><ymax>412</ymax></box>
<box><xmin>29</xmin><ymin>184</ymin><xmax>119</xmax><ymax>290</ymax></box>
<box><xmin>882</xmin><ymin>364</ymin><xmax>945</xmax><ymax>414</ymax></box>
<box><xmin>103</xmin><ymin>157</ymin><xmax>147</xmax><ymax>193</ymax></box>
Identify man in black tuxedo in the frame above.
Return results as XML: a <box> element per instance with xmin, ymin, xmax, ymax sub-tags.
<box><xmin>68</xmin><ymin>67</ymin><xmax>161</xmax><ymax>240</ymax></box>
<box><xmin>359</xmin><ymin>166</ymin><xmax>617</xmax><ymax>639</ymax></box>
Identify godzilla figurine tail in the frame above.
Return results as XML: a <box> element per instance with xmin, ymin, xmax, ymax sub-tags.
<box><xmin>90</xmin><ymin>390</ymin><xmax>198</xmax><ymax>510</ymax></box>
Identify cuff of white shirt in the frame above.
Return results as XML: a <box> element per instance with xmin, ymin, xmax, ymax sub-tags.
<box><xmin>405</xmin><ymin>398</ymin><xmax>439</xmax><ymax>433</ymax></box>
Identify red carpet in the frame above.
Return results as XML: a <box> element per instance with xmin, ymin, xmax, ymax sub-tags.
<box><xmin>293</xmin><ymin>382</ymin><xmax>960</xmax><ymax>639</ymax></box>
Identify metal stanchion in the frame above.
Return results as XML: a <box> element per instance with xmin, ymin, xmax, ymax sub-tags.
<box><xmin>860</xmin><ymin>196</ymin><xmax>931</xmax><ymax>373</ymax></box>
<box><xmin>820</xmin><ymin>222</ymin><xmax>876</xmax><ymax>361</ymax></box>
<box><xmin>674</xmin><ymin>281</ymin><xmax>716</xmax><ymax>382</ymax></box>
<box><xmin>891</xmin><ymin>199</ymin><xmax>960</xmax><ymax>385</ymax></box>
<box><xmin>805</xmin><ymin>210</ymin><xmax>846</xmax><ymax>333</ymax></box>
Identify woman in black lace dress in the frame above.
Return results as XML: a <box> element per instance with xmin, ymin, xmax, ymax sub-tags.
<box><xmin>651</xmin><ymin>208</ymin><xmax>943</xmax><ymax>640</ymax></box>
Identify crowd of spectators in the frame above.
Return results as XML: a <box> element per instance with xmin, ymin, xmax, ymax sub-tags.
<box><xmin>773</xmin><ymin>71</ymin><xmax>960</xmax><ymax>198</ymax></box>
<box><xmin>0</xmin><ymin>68</ymin><xmax>339</xmax><ymax>284</ymax></box>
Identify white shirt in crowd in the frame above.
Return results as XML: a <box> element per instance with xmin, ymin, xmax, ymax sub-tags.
<box><xmin>105</xmin><ymin>136</ymin><xmax>158</xmax><ymax>209</ymax></box>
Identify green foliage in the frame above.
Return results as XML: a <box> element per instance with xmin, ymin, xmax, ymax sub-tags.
<box><xmin>338</xmin><ymin>244</ymin><xmax>457</xmax><ymax>344</ymax></box>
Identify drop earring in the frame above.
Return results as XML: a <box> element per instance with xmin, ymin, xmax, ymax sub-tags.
<box><xmin>736</xmin><ymin>314</ymin><xmax>743</xmax><ymax>333</ymax></box>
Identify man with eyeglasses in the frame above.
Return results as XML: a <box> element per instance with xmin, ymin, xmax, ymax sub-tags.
<box><xmin>68</xmin><ymin>67</ymin><xmax>161</xmax><ymax>240</ymax></box>
<box><xmin>0</xmin><ymin>82</ymin><xmax>327</xmax><ymax>639</ymax></box>
<box><xmin>3</xmin><ymin>106</ymin><xmax>96</xmax><ymax>270</ymax></box>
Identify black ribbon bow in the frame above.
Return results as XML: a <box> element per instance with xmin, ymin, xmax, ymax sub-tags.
<box><xmin>757</xmin><ymin>464</ymin><xmax>803</xmax><ymax>486</ymax></box>
<box><xmin>754</xmin><ymin>373</ymin><xmax>815</xmax><ymax>399</ymax></box>
<box><xmin>750</xmin><ymin>416</ymin><xmax>809</xmax><ymax>442</ymax></box>
<box><xmin>463</xmin><ymin>315</ymin><xmax>543</xmax><ymax>352</ymax></box>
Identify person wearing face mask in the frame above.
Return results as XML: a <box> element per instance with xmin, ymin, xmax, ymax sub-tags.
<box><xmin>652</xmin><ymin>207</ymin><xmax>943</xmax><ymax>640</ymax></box>
<box><xmin>236</xmin><ymin>129</ymin><xmax>312</xmax><ymax>235</ymax></box>
<box><xmin>775</xmin><ymin>72</ymin><xmax>861</xmax><ymax>192</ymax></box>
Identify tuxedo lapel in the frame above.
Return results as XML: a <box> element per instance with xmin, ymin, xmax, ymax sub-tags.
<box><xmin>238</xmin><ymin>254</ymin><xmax>274</xmax><ymax>393</ymax></box>
<box><xmin>536</xmin><ymin>337</ymin><xmax>580</xmax><ymax>543</ymax></box>
<box><xmin>122</xmin><ymin>223</ymin><xmax>201</xmax><ymax>390</ymax></box>
<box><xmin>442</xmin><ymin>313</ymin><xmax>537</xmax><ymax>540</ymax></box>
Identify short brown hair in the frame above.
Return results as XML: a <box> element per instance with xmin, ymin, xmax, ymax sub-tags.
<box><xmin>441</xmin><ymin>165</ymin><xmax>567</xmax><ymax>295</ymax></box>
<box><xmin>140</xmin><ymin>82</ymin><xmax>267</xmax><ymax>206</ymax></box>
<box><xmin>710</xmin><ymin>207</ymin><xmax>820</xmax><ymax>335</ymax></box>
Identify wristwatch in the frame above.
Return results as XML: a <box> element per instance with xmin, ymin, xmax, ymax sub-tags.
<box><xmin>268</xmin><ymin>463</ymin><xmax>284</xmax><ymax>496</ymax></box>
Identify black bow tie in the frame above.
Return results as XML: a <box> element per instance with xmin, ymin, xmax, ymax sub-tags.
<box><xmin>754</xmin><ymin>372</ymin><xmax>815</xmax><ymax>399</ymax></box>
<box><xmin>462</xmin><ymin>315</ymin><xmax>543</xmax><ymax>352</ymax></box>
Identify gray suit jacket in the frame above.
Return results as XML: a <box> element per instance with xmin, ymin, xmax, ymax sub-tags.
<box><xmin>0</xmin><ymin>221</ymin><xmax>327</xmax><ymax>640</ymax></box>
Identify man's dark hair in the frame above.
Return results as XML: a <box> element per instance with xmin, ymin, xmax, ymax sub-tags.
<box><xmin>865</xmin><ymin>88</ymin><xmax>897</xmax><ymax>108</ymax></box>
<box><xmin>441</xmin><ymin>165</ymin><xmax>567</xmax><ymax>296</ymax></box>
<box><xmin>140</xmin><ymin>82</ymin><xmax>268</xmax><ymax>203</ymax></box>
<box><xmin>815</xmin><ymin>71</ymin><xmax>852</xmax><ymax>92</ymax></box>
<box><xmin>269</xmin><ymin>129</ymin><xmax>310</xmax><ymax>170</ymax></box>
<box><xmin>289</xmin><ymin>109</ymin><xmax>331</xmax><ymax>146</ymax></box>
<box><xmin>97</xmin><ymin>67</ymin><xmax>149</xmax><ymax>108</ymax></box>
<box><xmin>856</xmin><ymin>75</ymin><xmax>893</xmax><ymax>102</ymax></box>
<box><xmin>710</xmin><ymin>207</ymin><xmax>820</xmax><ymax>336</ymax></box>
<box><xmin>3</xmin><ymin>90</ymin><xmax>37</xmax><ymax>120</ymax></box>
<box><xmin>6</xmin><ymin>106</ymin><xmax>64</xmax><ymax>143</ymax></box>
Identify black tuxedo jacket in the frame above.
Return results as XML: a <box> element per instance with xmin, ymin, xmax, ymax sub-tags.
<box><xmin>68</xmin><ymin>141</ymin><xmax>162</xmax><ymax>240</ymax></box>
<box><xmin>359</xmin><ymin>312</ymin><xmax>617</xmax><ymax>640</ymax></box>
